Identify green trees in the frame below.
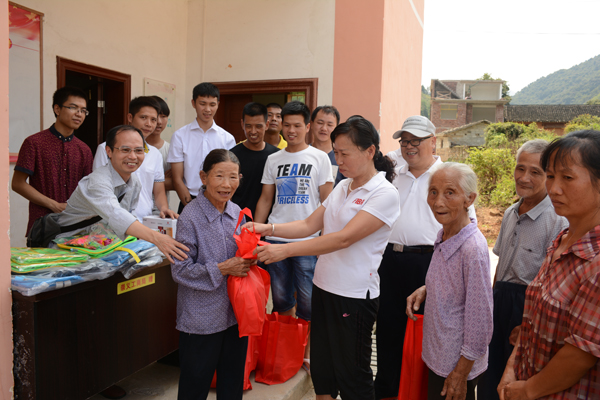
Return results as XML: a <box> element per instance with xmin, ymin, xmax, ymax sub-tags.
<box><xmin>565</xmin><ymin>114</ymin><xmax>600</xmax><ymax>133</ymax></box>
<box><xmin>511</xmin><ymin>54</ymin><xmax>600</xmax><ymax>105</ymax></box>
<box><xmin>466</xmin><ymin>122</ymin><xmax>557</xmax><ymax>207</ymax></box>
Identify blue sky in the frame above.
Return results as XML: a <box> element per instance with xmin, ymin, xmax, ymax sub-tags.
<box><xmin>421</xmin><ymin>0</ymin><xmax>600</xmax><ymax>94</ymax></box>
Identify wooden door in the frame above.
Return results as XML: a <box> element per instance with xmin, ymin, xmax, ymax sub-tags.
<box><xmin>214</xmin><ymin>94</ymin><xmax>253</xmax><ymax>143</ymax></box>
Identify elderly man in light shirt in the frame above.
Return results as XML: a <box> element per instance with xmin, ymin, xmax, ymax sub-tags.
<box><xmin>57</xmin><ymin>125</ymin><xmax>188</xmax><ymax>264</ymax></box>
<box><xmin>477</xmin><ymin>139</ymin><xmax>568</xmax><ymax>400</ymax></box>
<box><xmin>374</xmin><ymin>115</ymin><xmax>476</xmax><ymax>400</ymax></box>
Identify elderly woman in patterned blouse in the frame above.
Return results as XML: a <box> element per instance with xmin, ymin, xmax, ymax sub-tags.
<box><xmin>498</xmin><ymin>130</ymin><xmax>600</xmax><ymax>400</ymax></box>
<box><xmin>171</xmin><ymin>149</ymin><xmax>255</xmax><ymax>400</ymax></box>
<box><xmin>407</xmin><ymin>162</ymin><xmax>493</xmax><ymax>400</ymax></box>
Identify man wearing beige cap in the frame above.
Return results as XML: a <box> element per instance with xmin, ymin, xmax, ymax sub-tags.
<box><xmin>374</xmin><ymin>115</ymin><xmax>476</xmax><ymax>399</ymax></box>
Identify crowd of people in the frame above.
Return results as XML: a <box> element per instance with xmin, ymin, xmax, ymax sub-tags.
<box><xmin>12</xmin><ymin>82</ymin><xmax>600</xmax><ymax>400</ymax></box>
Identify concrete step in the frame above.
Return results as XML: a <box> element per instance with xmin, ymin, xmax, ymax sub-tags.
<box><xmin>88</xmin><ymin>361</ymin><xmax>312</xmax><ymax>400</ymax></box>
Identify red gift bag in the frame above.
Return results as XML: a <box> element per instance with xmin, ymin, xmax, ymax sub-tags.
<box><xmin>398</xmin><ymin>315</ymin><xmax>428</xmax><ymax>400</ymax></box>
<box><xmin>228</xmin><ymin>208</ymin><xmax>271</xmax><ymax>337</ymax></box>
<box><xmin>210</xmin><ymin>335</ymin><xmax>260</xmax><ymax>390</ymax></box>
<box><xmin>255</xmin><ymin>312</ymin><xmax>310</xmax><ymax>385</ymax></box>
<box><xmin>232</xmin><ymin>207</ymin><xmax>269</xmax><ymax>259</ymax></box>
<box><xmin>228</xmin><ymin>265</ymin><xmax>270</xmax><ymax>337</ymax></box>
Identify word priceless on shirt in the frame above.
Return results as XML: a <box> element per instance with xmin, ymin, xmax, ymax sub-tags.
<box><xmin>275</xmin><ymin>163</ymin><xmax>314</xmax><ymax>205</ymax></box>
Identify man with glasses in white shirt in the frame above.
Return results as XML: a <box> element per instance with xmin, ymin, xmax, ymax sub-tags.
<box><xmin>93</xmin><ymin>96</ymin><xmax>177</xmax><ymax>221</ymax></box>
<box><xmin>374</xmin><ymin>116</ymin><xmax>476</xmax><ymax>400</ymax></box>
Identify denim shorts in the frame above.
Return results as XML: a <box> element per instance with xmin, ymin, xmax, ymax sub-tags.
<box><xmin>266</xmin><ymin>239</ymin><xmax>317</xmax><ymax>321</ymax></box>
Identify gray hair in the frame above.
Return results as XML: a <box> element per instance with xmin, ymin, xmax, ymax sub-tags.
<box><xmin>516</xmin><ymin>139</ymin><xmax>549</xmax><ymax>161</ymax></box>
<box><xmin>430</xmin><ymin>162</ymin><xmax>478</xmax><ymax>197</ymax></box>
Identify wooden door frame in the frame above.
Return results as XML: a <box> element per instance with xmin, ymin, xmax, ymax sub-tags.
<box><xmin>213</xmin><ymin>78</ymin><xmax>318</xmax><ymax>111</ymax></box>
<box><xmin>57</xmin><ymin>57</ymin><xmax>131</xmax><ymax>125</ymax></box>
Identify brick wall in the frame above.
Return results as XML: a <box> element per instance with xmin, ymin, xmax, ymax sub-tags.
<box><xmin>466</xmin><ymin>104</ymin><xmax>473</xmax><ymax>124</ymax></box>
<box><xmin>431</xmin><ymin>101</ymin><xmax>467</xmax><ymax>133</ymax></box>
<box><xmin>495</xmin><ymin>104</ymin><xmax>504</xmax><ymax>122</ymax></box>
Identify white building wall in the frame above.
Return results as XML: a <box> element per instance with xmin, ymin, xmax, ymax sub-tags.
<box><xmin>184</xmin><ymin>0</ymin><xmax>335</xmax><ymax>122</ymax></box>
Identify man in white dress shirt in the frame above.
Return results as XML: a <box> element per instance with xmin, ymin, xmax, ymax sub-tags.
<box><xmin>167</xmin><ymin>82</ymin><xmax>236</xmax><ymax>214</ymax></box>
<box><xmin>93</xmin><ymin>96</ymin><xmax>176</xmax><ymax>222</ymax></box>
<box><xmin>374</xmin><ymin>116</ymin><xmax>476</xmax><ymax>399</ymax></box>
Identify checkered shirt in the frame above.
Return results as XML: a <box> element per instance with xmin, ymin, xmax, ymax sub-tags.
<box><xmin>514</xmin><ymin>225</ymin><xmax>600</xmax><ymax>399</ymax></box>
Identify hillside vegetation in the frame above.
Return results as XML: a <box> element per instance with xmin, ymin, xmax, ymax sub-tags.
<box><xmin>511</xmin><ymin>54</ymin><xmax>600</xmax><ymax>105</ymax></box>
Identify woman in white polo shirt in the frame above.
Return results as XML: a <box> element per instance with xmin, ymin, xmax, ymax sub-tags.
<box><xmin>247</xmin><ymin>116</ymin><xmax>400</xmax><ymax>400</ymax></box>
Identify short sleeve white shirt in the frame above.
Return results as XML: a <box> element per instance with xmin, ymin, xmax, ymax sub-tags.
<box><xmin>261</xmin><ymin>146</ymin><xmax>334</xmax><ymax>241</ymax></box>
<box><xmin>385</xmin><ymin>148</ymin><xmax>407</xmax><ymax>170</ymax></box>
<box><xmin>313</xmin><ymin>172</ymin><xmax>400</xmax><ymax>299</ymax></box>
<box><xmin>388</xmin><ymin>156</ymin><xmax>476</xmax><ymax>246</ymax></box>
<box><xmin>92</xmin><ymin>142</ymin><xmax>165</xmax><ymax>222</ymax></box>
<box><xmin>167</xmin><ymin>120</ymin><xmax>236</xmax><ymax>196</ymax></box>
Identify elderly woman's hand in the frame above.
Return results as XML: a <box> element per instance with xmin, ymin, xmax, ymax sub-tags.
<box><xmin>254</xmin><ymin>243</ymin><xmax>290</xmax><ymax>264</ymax></box>
<box><xmin>406</xmin><ymin>285</ymin><xmax>427</xmax><ymax>321</ymax></box>
<box><xmin>498</xmin><ymin>361</ymin><xmax>518</xmax><ymax>400</ymax></box>
<box><xmin>217</xmin><ymin>257</ymin><xmax>256</xmax><ymax>277</ymax></box>
<box><xmin>441</xmin><ymin>357</ymin><xmax>475</xmax><ymax>400</ymax></box>
<box><xmin>501</xmin><ymin>381</ymin><xmax>531</xmax><ymax>400</ymax></box>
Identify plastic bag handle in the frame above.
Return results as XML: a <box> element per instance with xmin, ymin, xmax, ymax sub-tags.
<box><xmin>235</xmin><ymin>207</ymin><xmax>256</xmax><ymax>234</ymax></box>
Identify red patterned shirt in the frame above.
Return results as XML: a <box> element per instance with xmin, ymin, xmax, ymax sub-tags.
<box><xmin>515</xmin><ymin>225</ymin><xmax>600</xmax><ymax>399</ymax></box>
<box><xmin>15</xmin><ymin>125</ymin><xmax>93</xmax><ymax>234</ymax></box>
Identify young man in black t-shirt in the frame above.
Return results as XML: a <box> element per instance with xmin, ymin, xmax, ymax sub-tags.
<box><xmin>230</xmin><ymin>102</ymin><xmax>279</xmax><ymax>216</ymax></box>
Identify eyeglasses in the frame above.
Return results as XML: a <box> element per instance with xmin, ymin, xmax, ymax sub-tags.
<box><xmin>60</xmin><ymin>105</ymin><xmax>89</xmax><ymax>116</ymax></box>
<box><xmin>399</xmin><ymin>136</ymin><xmax>434</xmax><ymax>147</ymax></box>
<box><xmin>112</xmin><ymin>146</ymin><xmax>145</xmax><ymax>155</ymax></box>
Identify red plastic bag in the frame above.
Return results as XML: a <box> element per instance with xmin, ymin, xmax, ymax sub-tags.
<box><xmin>228</xmin><ymin>208</ymin><xmax>271</xmax><ymax>337</ymax></box>
<box><xmin>233</xmin><ymin>208</ymin><xmax>269</xmax><ymax>259</ymax></box>
<box><xmin>210</xmin><ymin>335</ymin><xmax>260</xmax><ymax>390</ymax></box>
<box><xmin>228</xmin><ymin>265</ymin><xmax>270</xmax><ymax>337</ymax></box>
<box><xmin>255</xmin><ymin>312</ymin><xmax>310</xmax><ymax>385</ymax></box>
<box><xmin>398</xmin><ymin>315</ymin><xmax>428</xmax><ymax>400</ymax></box>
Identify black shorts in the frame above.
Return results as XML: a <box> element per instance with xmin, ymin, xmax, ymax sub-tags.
<box><xmin>311</xmin><ymin>284</ymin><xmax>379</xmax><ymax>400</ymax></box>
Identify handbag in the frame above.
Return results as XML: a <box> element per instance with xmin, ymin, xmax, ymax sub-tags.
<box><xmin>255</xmin><ymin>312</ymin><xmax>309</xmax><ymax>385</ymax></box>
<box><xmin>232</xmin><ymin>207</ymin><xmax>269</xmax><ymax>259</ymax></box>
<box><xmin>398</xmin><ymin>315</ymin><xmax>428</xmax><ymax>400</ymax></box>
<box><xmin>228</xmin><ymin>208</ymin><xmax>271</xmax><ymax>337</ymax></box>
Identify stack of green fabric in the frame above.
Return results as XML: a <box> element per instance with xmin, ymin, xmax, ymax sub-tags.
<box><xmin>11</xmin><ymin>248</ymin><xmax>89</xmax><ymax>273</ymax></box>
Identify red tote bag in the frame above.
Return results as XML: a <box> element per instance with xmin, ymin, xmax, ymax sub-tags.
<box><xmin>255</xmin><ymin>312</ymin><xmax>310</xmax><ymax>385</ymax></box>
<box><xmin>228</xmin><ymin>208</ymin><xmax>271</xmax><ymax>337</ymax></box>
<box><xmin>398</xmin><ymin>314</ymin><xmax>428</xmax><ymax>400</ymax></box>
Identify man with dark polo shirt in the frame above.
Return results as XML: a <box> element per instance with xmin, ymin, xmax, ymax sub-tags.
<box><xmin>12</xmin><ymin>86</ymin><xmax>93</xmax><ymax>235</ymax></box>
<box><xmin>230</xmin><ymin>102</ymin><xmax>279</xmax><ymax>216</ymax></box>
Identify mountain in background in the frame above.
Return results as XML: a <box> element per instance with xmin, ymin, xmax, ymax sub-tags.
<box><xmin>511</xmin><ymin>54</ymin><xmax>600</xmax><ymax>104</ymax></box>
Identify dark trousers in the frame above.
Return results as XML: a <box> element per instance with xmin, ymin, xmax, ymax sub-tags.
<box><xmin>177</xmin><ymin>195</ymin><xmax>197</xmax><ymax>214</ymax></box>
<box><xmin>178</xmin><ymin>325</ymin><xmax>248</xmax><ymax>400</ymax></box>
<box><xmin>478</xmin><ymin>281</ymin><xmax>527</xmax><ymax>400</ymax></box>
<box><xmin>427</xmin><ymin>369</ymin><xmax>479</xmax><ymax>400</ymax></box>
<box><xmin>374</xmin><ymin>244</ymin><xmax>433</xmax><ymax>399</ymax></box>
<box><xmin>311</xmin><ymin>285</ymin><xmax>379</xmax><ymax>400</ymax></box>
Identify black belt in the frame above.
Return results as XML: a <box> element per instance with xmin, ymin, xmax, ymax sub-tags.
<box><xmin>391</xmin><ymin>244</ymin><xmax>434</xmax><ymax>253</ymax></box>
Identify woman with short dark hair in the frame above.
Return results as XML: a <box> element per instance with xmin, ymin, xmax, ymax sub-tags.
<box><xmin>498</xmin><ymin>130</ymin><xmax>600</xmax><ymax>400</ymax></box>
<box><xmin>171</xmin><ymin>149</ymin><xmax>255</xmax><ymax>400</ymax></box>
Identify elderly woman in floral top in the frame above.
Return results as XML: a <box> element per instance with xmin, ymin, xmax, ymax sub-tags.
<box><xmin>498</xmin><ymin>130</ymin><xmax>600</xmax><ymax>400</ymax></box>
<box><xmin>407</xmin><ymin>162</ymin><xmax>493</xmax><ymax>400</ymax></box>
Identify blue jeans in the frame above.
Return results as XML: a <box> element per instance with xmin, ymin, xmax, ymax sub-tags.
<box><xmin>266</xmin><ymin>239</ymin><xmax>317</xmax><ymax>321</ymax></box>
